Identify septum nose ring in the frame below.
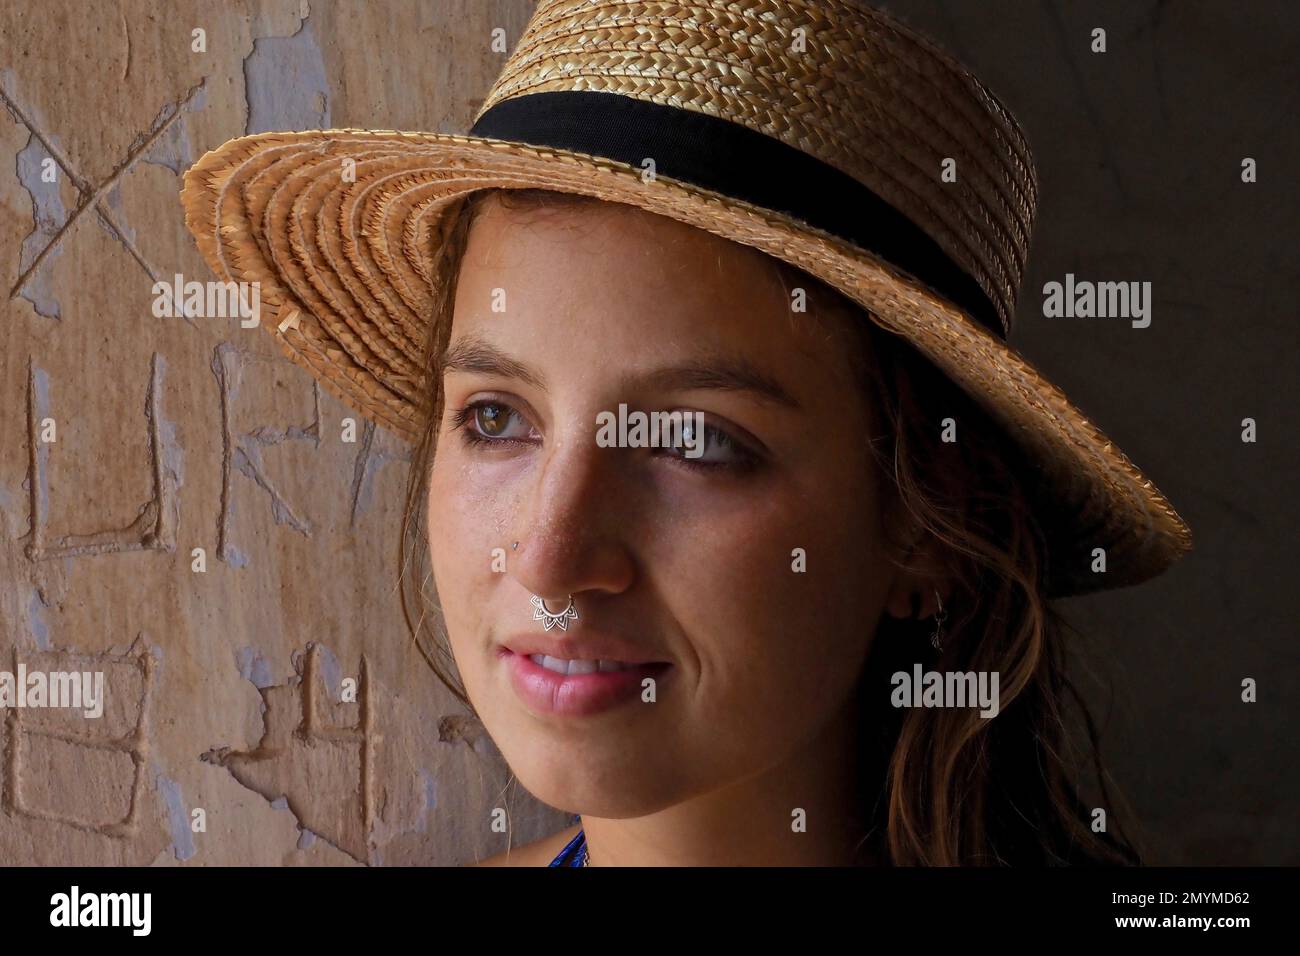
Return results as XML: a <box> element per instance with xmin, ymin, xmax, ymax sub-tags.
<box><xmin>531</xmin><ymin>594</ymin><xmax>580</xmax><ymax>632</ymax></box>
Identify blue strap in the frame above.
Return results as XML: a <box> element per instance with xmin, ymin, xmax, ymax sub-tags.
<box><xmin>547</xmin><ymin>828</ymin><xmax>587</xmax><ymax>867</ymax></box>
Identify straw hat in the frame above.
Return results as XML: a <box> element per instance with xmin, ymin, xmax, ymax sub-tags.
<box><xmin>179</xmin><ymin>0</ymin><xmax>1192</xmax><ymax>596</ymax></box>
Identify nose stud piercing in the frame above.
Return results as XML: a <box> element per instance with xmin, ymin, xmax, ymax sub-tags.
<box><xmin>531</xmin><ymin>594</ymin><xmax>580</xmax><ymax>632</ymax></box>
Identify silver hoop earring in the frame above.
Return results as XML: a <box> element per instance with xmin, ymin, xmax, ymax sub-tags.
<box><xmin>930</xmin><ymin>590</ymin><xmax>948</xmax><ymax>651</ymax></box>
<box><xmin>531</xmin><ymin>594</ymin><xmax>579</xmax><ymax>632</ymax></box>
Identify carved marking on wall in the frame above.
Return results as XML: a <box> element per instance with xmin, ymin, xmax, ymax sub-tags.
<box><xmin>201</xmin><ymin>643</ymin><xmax>376</xmax><ymax>862</ymax></box>
<box><xmin>2</xmin><ymin>639</ymin><xmax>155</xmax><ymax>838</ymax></box>
<box><xmin>211</xmin><ymin>342</ymin><xmax>321</xmax><ymax>566</ymax></box>
<box><xmin>348</xmin><ymin>418</ymin><xmax>412</xmax><ymax>526</ymax></box>
<box><xmin>1</xmin><ymin>78</ymin><xmax>207</xmax><ymax>309</ymax></box>
<box><xmin>23</xmin><ymin>353</ymin><xmax>180</xmax><ymax>561</ymax></box>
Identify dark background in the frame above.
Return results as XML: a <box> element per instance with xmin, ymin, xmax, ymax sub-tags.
<box><xmin>878</xmin><ymin>0</ymin><xmax>1297</xmax><ymax>864</ymax></box>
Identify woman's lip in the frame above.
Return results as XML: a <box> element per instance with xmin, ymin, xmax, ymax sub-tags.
<box><xmin>502</xmin><ymin>649</ymin><xmax>672</xmax><ymax>717</ymax></box>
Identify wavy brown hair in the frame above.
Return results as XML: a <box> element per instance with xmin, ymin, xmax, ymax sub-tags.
<box><xmin>399</xmin><ymin>187</ymin><xmax>1145</xmax><ymax>866</ymax></box>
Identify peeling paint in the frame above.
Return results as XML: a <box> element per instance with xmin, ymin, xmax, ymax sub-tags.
<box><xmin>236</xmin><ymin>645</ymin><xmax>276</xmax><ymax>688</ymax></box>
<box><xmin>317</xmin><ymin>644</ymin><xmax>342</xmax><ymax>701</ymax></box>
<box><xmin>3</xmin><ymin>67</ymin><xmax>65</xmax><ymax>321</ymax></box>
<box><xmin>350</xmin><ymin>456</ymin><xmax>379</xmax><ymax>518</ymax></box>
<box><xmin>152</xmin><ymin>354</ymin><xmax>185</xmax><ymax>494</ymax></box>
<box><xmin>133</xmin><ymin>84</ymin><xmax>207</xmax><ymax>175</ymax></box>
<box><xmin>348</xmin><ymin>422</ymin><xmax>411</xmax><ymax>524</ymax></box>
<box><xmin>14</xmin><ymin>132</ymin><xmax>66</xmax><ymax>319</ymax></box>
<box><xmin>416</xmin><ymin>770</ymin><xmax>437</xmax><ymax>834</ymax></box>
<box><xmin>297</xmin><ymin>828</ymin><xmax>317</xmax><ymax>850</ymax></box>
<box><xmin>201</xmin><ymin>645</ymin><xmax>374</xmax><ymax>863</ymax></box>
<box><xmin>157</xmin><ymin>775</ymin><xmax>197</xmax><ymax>861</ymax></box>
<box><xmin>27</xmin><ymin>587</ymin><xmax>51</xmax><ymax>650</ymax></box>
<box><xmin>29</xmin><ymin>365</ymin><xmax>52</xmax><ymax>522</ymax></box>
<box><xmin>243</xmin><ymin>16</ymin><xmax>331</xmax><ymax>134</ymax></box>
<box><xmin>210</xmin><ymin>344</ymin><xmax>319</xmax><ymax>568</ymax></box>
<box><xmin>232</xmin><ymin>445</ymin><xmax>311</xmax><ymax>534</ymax></box>
<box><xmin>0</xmin><ymin>484</ymin><xmax>14</xmax><ymax>537</ymax></box>
<box><xmin>100</xmin><ymin>182</ymin><xmax>133</xmax><ymax>246</ymax></box>
<box><xmin>349</xmin><ymin>433</ymin><xmax>384</xmax><ymax>519</ymax></box>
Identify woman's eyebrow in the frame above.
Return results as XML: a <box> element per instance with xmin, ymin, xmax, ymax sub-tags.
<box><xmin>442</xmin><ymin>336</ymin><xmax>546</xmax><ymax>390</ymax></box>
<box><xmin>442</xmin><ymin>335</ymin><xmax>800</xmax><ymax>410</ymax></box>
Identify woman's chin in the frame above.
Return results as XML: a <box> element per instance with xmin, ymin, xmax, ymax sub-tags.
<box><xmin>501</xmin><ymin>752</ymin><xmax>689</xmax><ymax>819</ymax></box>
<box><xmin>521</xmin><ymin>785</ymin><xmax>677</xmax><ymax>821</ymax></box>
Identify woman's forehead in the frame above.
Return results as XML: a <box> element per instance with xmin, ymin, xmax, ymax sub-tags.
<box><xmin>456</xmin><ymin>192</ymin><xmax>866</xmax><ymax>369</ymax></box>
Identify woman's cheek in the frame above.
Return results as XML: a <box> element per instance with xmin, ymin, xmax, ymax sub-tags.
<box><xmin>736</xmin><ymin>498</ymin><xmax>870</xmax><ymax>694</ymax></box>
<box><xmin>669</xmin><ymin>499</ymin><xmax>834</xmax><ymax>684</ymax></box>
<box><xmin>427</xmin><ymin>455</ymin><xmax>501</xmax><ymax>628</ymax></box>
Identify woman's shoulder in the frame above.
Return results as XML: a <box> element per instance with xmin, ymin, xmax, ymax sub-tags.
<box><xmin>474</xmin><ymin>822</ymin><xmax>584</xmax><ymax>866</ymax></box>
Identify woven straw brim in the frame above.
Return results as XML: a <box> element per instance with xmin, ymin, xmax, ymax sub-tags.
<box><xmin>180</xmin><ymin>129</ymin><xmax>1192</xmax><ymax>596</ymax></box>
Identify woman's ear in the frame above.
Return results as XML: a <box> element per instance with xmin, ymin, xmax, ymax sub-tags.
<box><xmin>883</xmin><ymin>527</ymin><xmax>954</xmax><ymax>620</ymax></box>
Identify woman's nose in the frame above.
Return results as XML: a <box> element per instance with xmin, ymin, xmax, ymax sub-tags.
<box><xmin>507</xmin><ymin>428</ymin><xmax>636</xmax><ymax>602</ymax></box>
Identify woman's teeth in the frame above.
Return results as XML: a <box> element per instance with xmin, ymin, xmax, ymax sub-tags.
<box><xmin>529</xmin><ymin>654</ymin><xmax>639</xmax><ymax>675</ymax></box>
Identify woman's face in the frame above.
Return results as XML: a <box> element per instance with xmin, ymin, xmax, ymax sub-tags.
<box><xmin>426</xmin><ymin>193</ymin><xmax>902</xmax><ymax>818</ymax></box>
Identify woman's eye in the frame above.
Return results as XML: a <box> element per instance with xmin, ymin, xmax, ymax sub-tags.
<box><xmin>452</xmin><ymin>400</ymin><xmax>759</xmax><ymax>473</ymax></box>
<box><xmin>660</xmin><ymin>417</ymin><xmax>758</xmax><ymax>470</ymax></box>
<box><xmin>452</xmin><ymin>400</ymin><xmax>536</xmax><ymax>445</ymax></box>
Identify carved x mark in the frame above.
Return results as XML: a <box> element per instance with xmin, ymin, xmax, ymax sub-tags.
<box><xmin>1</xmin><ymin>77</ymin><xmax>206</xmax><ymax>304</ymax></box>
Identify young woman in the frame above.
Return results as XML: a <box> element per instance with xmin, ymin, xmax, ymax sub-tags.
<box><xmin>402</xmin><ymin>187</ymin><xmax>1152</xmax><ymax>866</ymax></box>
<box><xmin>181</xmin><ymin>0</ymin><xmax>1192</xmax><ymax>866</ymax></box>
